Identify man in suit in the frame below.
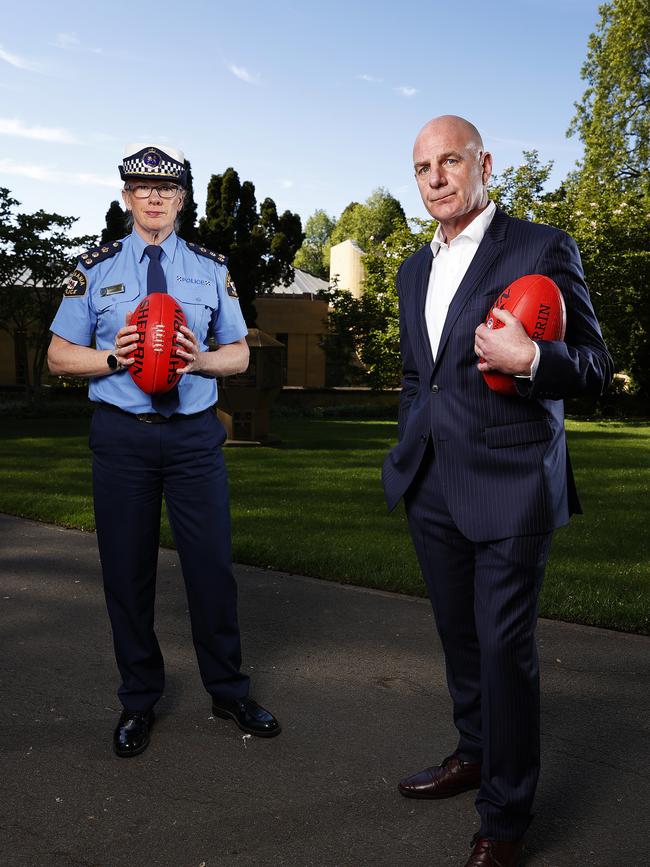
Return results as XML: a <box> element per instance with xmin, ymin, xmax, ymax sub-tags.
<box><xmin>382</xmin><ymin>116</ymin><xmax>612</xmax><ymax>867</ymax></box>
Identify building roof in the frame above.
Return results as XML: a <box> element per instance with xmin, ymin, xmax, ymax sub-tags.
<box><xmin>268</xmin><ymin>268</ymin><xmax>329</xmax><ymax>297</ymax></box>
<box><xmin>8</xmin><ymin>268</ymin><xmax>46</xmax><ymax>288</ymax></box>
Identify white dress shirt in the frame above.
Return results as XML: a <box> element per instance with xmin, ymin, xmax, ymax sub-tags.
<box><xmin>425</xmin><ymin>200</ymin><xmax>496</xmax><ymax>362</ymax></box>
<box><xmin>424</xmin><ymin>200</ymin><xmax>539</xmax><ymax>378</ymax></box>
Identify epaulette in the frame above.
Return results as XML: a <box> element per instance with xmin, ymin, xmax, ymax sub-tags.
<box><xmin>79</xmin><ymin>241</ymin><xmax>123</xmax><ymax>269</ymax></box>
<box><xmin>187</xmin><ymin>241</ymin><xmax>227</xmax><ymax>265</ymax></box>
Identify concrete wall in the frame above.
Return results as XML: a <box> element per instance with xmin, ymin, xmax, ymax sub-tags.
<box><xmin>0</xmin><ymin>334</ymin><xmax>17</xmax><ymax>385</ymax></box>
<box><xmin>0</xmin><ymin>332</ymin><xmax>40</xmax><ymax>387</ymax></box>
<box><xmin>254</xmin><ymin>295</ymin><xmax>329</xmax><ymax>388</ymax></box>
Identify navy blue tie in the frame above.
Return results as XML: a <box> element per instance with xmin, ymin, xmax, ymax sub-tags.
<box><xmin>145</xmin><ymin>244</ymin><xmax>166</xmax><ymax>295</ymax></box>
<box><xmin>144</xmin><ymin>245</ymin><xmax>179</xmax><ymax>417</ymax></box>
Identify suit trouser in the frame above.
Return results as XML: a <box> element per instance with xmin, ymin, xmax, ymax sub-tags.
<box><xmin>90</xmin><ymin>404</ymin><xmax>250</xmax><ymax>712</ymax></box>
<box><xmin>404</xmin><ymin>444</ymin><xmax>552</xmax><ymax>841</ymax></box>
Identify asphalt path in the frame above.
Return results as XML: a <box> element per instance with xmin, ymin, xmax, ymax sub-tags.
<box><xmin>1</xmin><ymin>513</ymin><xmax>648</xmax><ymax>867</ymax></box>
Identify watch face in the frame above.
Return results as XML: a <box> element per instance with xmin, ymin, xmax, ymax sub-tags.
<box><xmin>107</xmin><ymin>353</ymin><xmax>118</xmax><ymax>370</ymax></box>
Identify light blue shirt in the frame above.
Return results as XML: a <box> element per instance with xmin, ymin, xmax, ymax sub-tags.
<box><xmin>50</xmin><ymin>230</ymin><xmax>248</xmax><ymax>414</ymax></box>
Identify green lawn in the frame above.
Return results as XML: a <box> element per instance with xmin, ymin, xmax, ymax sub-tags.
<box><xmin>0</xmin><ymin>416</ymin><xmax>648</xmax><ymax>634</ymax></box>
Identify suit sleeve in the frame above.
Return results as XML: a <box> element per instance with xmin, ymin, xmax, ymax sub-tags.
<box><xmin>397</xmin><ymin>266</ymin><xmax>420</xmax><ymax>441</ymax></box>
<box><xmin>523</xmin><ymin>231</ymin><xmax>613</xmax><ymax>399</ymax></box>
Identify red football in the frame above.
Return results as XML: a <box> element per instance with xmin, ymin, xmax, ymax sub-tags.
<box><xmin>481</xmin><ymin>274</ymin><xmax>566</xmax><ymax>395</ymax></box>
<box><xmin>128</xmin><ymin>293</ymin><xmax>187</xmax><ymax>394</ymax></box>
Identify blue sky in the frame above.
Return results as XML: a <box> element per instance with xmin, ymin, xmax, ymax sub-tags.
<box><xmin>0</xmin><ymin>0</ymin><xmax>601</xmax><ymax>240</ymax></box>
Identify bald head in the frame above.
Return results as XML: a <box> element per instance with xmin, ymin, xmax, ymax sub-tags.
<box><xmin>412</xmin><ymin>115</ymin><xmax>492</xmax><ymax>241</ymax></box>
<box><xmin>414</xmin><ymin>115</ymin><xmax>484</xmax><ymax>158</ymax></box>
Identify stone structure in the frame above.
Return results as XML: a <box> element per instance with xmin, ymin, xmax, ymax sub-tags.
<box><xmin>329</xmin><ymin>239</ymin><xmax>365</xmax><ymax>298</ymax></box>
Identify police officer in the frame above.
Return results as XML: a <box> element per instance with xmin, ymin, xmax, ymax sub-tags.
<box><xmin>48</xmin><ymin>143</ymin><xmax>280</xmax><ymax>757</ymax></box>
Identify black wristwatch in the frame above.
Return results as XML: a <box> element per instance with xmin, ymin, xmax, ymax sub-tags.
<box><xmin>107</xmin><ymin>353</ymin><xmax>119</xmax><ymax>371</ymax></box>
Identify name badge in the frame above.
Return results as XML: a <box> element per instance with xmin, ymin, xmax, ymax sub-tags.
<box><xmin>100</xmin><ymin>284</ymin><xmax>126</xmax><ymax>297</ymax></box>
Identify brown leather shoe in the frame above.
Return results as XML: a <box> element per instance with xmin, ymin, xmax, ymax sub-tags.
<box><xmin>463</xmin><ymin>835</ymin><xmax>524</xmax><ymax>866</ymax></box>
<box><xmin>397</xmin><ymin>754</ymin><xmax>481</xmax><ymax>799</ymax></box>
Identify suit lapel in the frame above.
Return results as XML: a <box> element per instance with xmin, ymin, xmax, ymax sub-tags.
<box><xmin>413</xmin><ymin>245</ymin><xmax>434</xmax><ymax>369</ymax></box>
<box><xmin>433</xmin><ymin>208</ymin><xmax>509</xmax><ymax>371</ymax></box>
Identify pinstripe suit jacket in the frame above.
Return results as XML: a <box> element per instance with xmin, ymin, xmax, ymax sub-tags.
<box><xmin>382</xmin><ymin>208</ymin><xmax>613</xmax><ymax>541</ymax></box>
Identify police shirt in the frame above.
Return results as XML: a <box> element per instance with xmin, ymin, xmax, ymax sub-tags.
<box><xmin>50</xmin><ymin>231</ymin><xmax>247</xmax><ymax>414</ymax></box>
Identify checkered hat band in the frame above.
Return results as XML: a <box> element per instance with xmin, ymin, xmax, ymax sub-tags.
<box><xmin>122</xmin><ymin>156</ymin><xmax>183</xmax><ymax>179</ymax></box>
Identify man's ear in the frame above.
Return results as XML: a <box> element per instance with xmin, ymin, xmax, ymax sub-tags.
<box><xmin>481</xmin><ymin>151</ymin><xmax>493</xmax><ymax>186</ymax></box>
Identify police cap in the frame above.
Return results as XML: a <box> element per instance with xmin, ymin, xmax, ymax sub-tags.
<box><xmin>119</xmin><ymin>143</ymin><xmax>187</xmax><ymax>186</ymax></box>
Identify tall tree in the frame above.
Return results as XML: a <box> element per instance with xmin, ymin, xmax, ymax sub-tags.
<box><xmin>568</xmin><ymin>0</ymin><xmax>649</xmax><ymax>186</ymax></box>
<box><xmin>293</xmin><ymin>209</ymin><xmax>336</xmax><ymax>279</ymax></box>
<box><xmin>177</xmin><ymin>159</ymin><xmax>199</xmax><ymax>242</ymax></box>
<box><xmin>101</xmin><ymin>200</ymin><xmax>128</xmax><ymax>243</ymax></box>
<box><xmin>489</xmin><ymin>151</ymin><xmax>554</xmax><ymax>220</ymax></box>
<box><xmin>329</xmin><ymin>188</ymin><xmax>407</xmax><ymax>252</ymax></box>
<box><xmin>566</xmin><ymin>0</ymin><xmax>650</xmax><ymax>396</ymax></box>
<box><xmin>198</xmin><ymin>168</ymin><xmax>303</xmax><ymax>325</ymax></box>
<box><xmin>0</xmin><ymin>187</ymin><xmax>95</xmax><ymax>396</ymax></box>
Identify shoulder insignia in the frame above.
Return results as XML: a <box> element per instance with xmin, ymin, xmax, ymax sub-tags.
<box><xmin>225</xmin><ymin>271</ymin><xmax>238</xmax><ymax>299</ymax></box>
<box><xmin>79</xmin><ymin>241</ymin><xmax>122</xmax><ymax>269</ymax></box>
<box><xmin>61</xmin><ymin>269</ymin><xmax>87</xmax><ymax>298</ymax></box>
<box><xmin>187</xmin><ymin>241</ymin><xmax>227</xmax><ymax>265</ymax></box>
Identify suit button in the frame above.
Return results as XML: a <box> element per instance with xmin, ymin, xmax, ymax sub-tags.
<box><xmin>430</xmin><ymin>384</ymin><xmax>440</xmax><ymax>394</ymax></box>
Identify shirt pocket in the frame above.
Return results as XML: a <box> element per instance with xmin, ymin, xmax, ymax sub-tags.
<box><xmin>172</xmin><ymin>283</ymin><xmax>219</xmax><ymax>345</ymax></box>
<box><xmin>93</xmin><ymin>283</ymin><xmax>142</xmax><ymax>337</ymax></box>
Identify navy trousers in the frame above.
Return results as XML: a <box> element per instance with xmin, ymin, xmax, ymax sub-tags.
<box><xmin>405</xmin><ymin>444</ymin><xmax>552</xmax><ymax>841</ymax></box>
<box><xmin>90</xmin><ymin>405</ymin><xmax>250</xmax><ymax>712</ymax></box>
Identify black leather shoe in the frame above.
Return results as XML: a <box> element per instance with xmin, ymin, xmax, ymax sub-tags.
<box><xmin>398</xmin><ymin>754</ymin><xmax>481</xmax><ymax>799</ymax></box>
<box><xmin>211</xmin><ymin>697</ymin><xmax>281</xmax><ymax>738</ymax></box>
<box><xmin>464</xmin><ymin>834</ymin><xmax>524</xmax><ymax>866</ymax></box>
<box><xmin>113</xmin><ymin>708</ymin><xmax>154</xmax><ymax>757</ymax></box>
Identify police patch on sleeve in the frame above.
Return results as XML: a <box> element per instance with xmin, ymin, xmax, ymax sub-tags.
<box><xmin>62</xmin><ymin>269</ymin><xmax>87</xmax><ymax>298</ymax></box>
<box><xmin>226</xmin><ymin>272</ymin><xmax>238</xmax><ymax>298</ymax></box>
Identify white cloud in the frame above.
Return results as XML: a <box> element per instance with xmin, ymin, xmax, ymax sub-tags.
<box><xmin>227</xmin><ymin>63</ymin><xmax>261</xmax><ymax>85</ymax></box>
<box><xmin>0</xmin><ymin>117</ymin><xmax>81</xmax><ymax>144</ymax></box>
<box><xmin>280</xmin><ymin>179</ymin><xmax>294</xmax><ymax>189</ymax></box>
<box><xmin>395</xmin><ymin>86</ymin><xmax>418</xmax><ymax>98</ymax></box>
<box><xmin>358</xmin><ymin>74</ymin><xmax>383</xmax><ymax>83</ymax></box>
<box><xmin>0</xmin><ymin>44</ymin><xmax>40</xmax><ymax>72</ymax></box>
<box><xmin>53</xmin><ymin>32</ymin><xmax>104</xmax><ymax>55</ymax></box>
<box><xmin>54</xmin><ymin>33</ymin><xmax>80</xmax><ymax>49</ymax></box>
<box><xmin>0</xmin><ymin>158</ymin><xmax>119</xmax><ymax>188</ymax></box>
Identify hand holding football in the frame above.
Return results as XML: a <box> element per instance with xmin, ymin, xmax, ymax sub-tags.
<box><xmin>475</xmin><ymin>274</ymin><xmax>566</xmax><ymax>395</ymax></box>
<box><xmin>128</xmin><ymin>293</ymin><xmax>187</xmax><ymax>394</ymax></box>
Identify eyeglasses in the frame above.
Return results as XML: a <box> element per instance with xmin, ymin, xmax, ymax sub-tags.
<box><xmin>125</xmin><ymin>183</ymin><xmax>181</xmax><ymax>199</ymax></box>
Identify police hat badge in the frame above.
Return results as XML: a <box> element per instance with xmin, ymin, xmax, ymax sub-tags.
<box><xmin>119</xmin><ymin>142</ymin><xmax>187</xmax><ymax>186</ymax></box>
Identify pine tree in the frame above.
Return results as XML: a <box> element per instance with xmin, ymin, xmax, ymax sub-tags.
<box><xmin>198</xmin><ymin>168</ymin><xmax>303</xmax><ymax>325</ymax></box>
<box><xmin>177</xmin><ymin>159</ymin><xmax>199</xmax><ymax>242</ymax></box>
<box><xmin>101</xmin><ymin>201</ymin><xmax>128</xmax><ymax>243</ymax></box>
